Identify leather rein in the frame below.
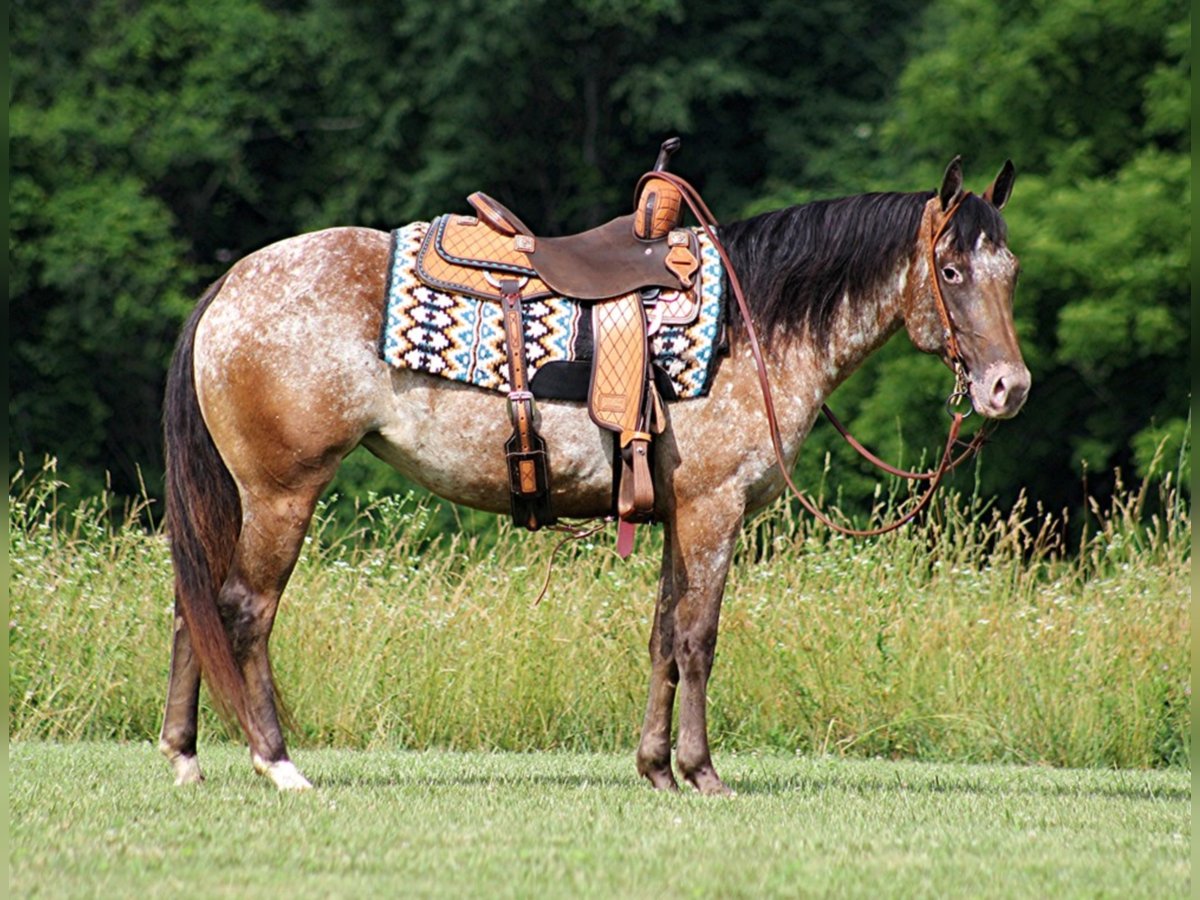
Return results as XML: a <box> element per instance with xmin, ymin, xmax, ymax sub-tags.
<box><xmin>647</xmin><ymin>171</ymin><xmax>990</xmax><ymax>537</ymax></box>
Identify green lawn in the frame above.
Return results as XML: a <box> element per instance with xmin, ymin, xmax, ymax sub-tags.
<box><xmin>10</xmin><ymin>743</ymin><xmax>1189</xmax><ymax>898</ymax></box>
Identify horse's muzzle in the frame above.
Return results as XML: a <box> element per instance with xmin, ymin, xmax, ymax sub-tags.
<box><xmin>969</xmin><ymin>361</ymin><xmax>1031</xmax><ymax>419</ymax></box>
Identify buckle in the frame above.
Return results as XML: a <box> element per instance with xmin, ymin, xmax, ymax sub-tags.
<box><xmin>945</xmin><ymin>359</ymin><xmax>973</xmax><ymax>417</ymax></box>
<box><xmin>484</xmin><ymin>272</ymin><xmax>529</xmax><ymax>290</ymax></box>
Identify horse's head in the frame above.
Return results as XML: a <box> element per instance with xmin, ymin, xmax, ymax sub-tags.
<box><xmin>904</xmin><ymin>157</ymin><xmax>1030</xmax><ymax>419</ymax></box>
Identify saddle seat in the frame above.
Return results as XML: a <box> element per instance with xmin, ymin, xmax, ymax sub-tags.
<box><xmin>468</xmin><ymin>193</ymin><xmax>700</xmax><ymax>300</ymax></box>
<box><xmin>415</xmin><ymin>196</ymin><xmax>700</xmax><ymax>304</ymax></box>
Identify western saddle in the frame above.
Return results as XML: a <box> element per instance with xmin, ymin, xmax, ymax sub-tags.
<box><xmin>412</xmin><ymin>138</ymin><xmax>701</xmax><ymax>551</ymax></box>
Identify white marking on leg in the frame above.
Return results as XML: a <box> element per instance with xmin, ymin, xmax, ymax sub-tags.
<box><xmin>160</xmin><ymin>741</ymin><xmax>205</xmax><ymax>785</ymax></box>
<box><xmin>173</xmin><ymin>755</ymin><xmax>204</xmax><ymax>785</ymax></box>
<box><xmin>253</xmin><ymin>753</ymin><xmax>314</xmax><ymax>791</ymax></box>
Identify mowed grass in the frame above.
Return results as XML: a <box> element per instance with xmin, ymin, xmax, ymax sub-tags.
<box><xmin>9</xmin><ymin>742</ymin><xmax>1190</xmax><ymax>899</ymax></box>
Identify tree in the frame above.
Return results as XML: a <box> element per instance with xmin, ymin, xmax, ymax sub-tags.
<box><xmin>798</xmin><ymin>0</ymin><xmax>1191</xmax><ymax>519</ymax></box>
<box><xmin>11</xmin><ymin>0</ymin><xmax>314</xmax><ymax>494</ymax></box>
<box><xmin>10</xmin><ymin>0</ymin><xmax>923</xmax><ymax>512</ymax></box>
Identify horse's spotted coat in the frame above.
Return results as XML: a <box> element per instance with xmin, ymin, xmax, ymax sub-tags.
<box><xmin>167</xmin><ymin>166</ymin><xmax>1030</xmax><ymax>794</ymax></box>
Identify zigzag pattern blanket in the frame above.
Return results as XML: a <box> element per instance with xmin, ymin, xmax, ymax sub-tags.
<box><xmin>379</xmin><ymin>223</ymin><xmax>725</xmax><ymax>400</ymax></box>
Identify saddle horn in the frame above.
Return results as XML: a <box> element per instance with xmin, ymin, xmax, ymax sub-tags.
<box><xmin>653</xmin><ymin>137</ymin><xmax>682</xmax><ymax>172</ymax></box>
<box><xmin>636</xmin><ymin>138</ymin><xmax>685</xmax><ymax>240</ymax></box>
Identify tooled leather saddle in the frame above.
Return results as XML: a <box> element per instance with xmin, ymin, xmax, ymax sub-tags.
<box><xmin>410</xmin><ymin>138</ymin><xmax>701</xmax><ymax>552</ymax></box>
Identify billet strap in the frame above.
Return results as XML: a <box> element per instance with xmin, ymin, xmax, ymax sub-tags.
<box><xmin>618</xmin><ymin>439</ymin><xmax>655</xmax><ymax>520</ymax></box>
<box><xmin>616</xmin><ymin>519</ymin><xmax>637</xmax><ymax>559</ymax></box>
<box><xmin>647</xmin><ymin>171</ymin><xmax>988</xmax><ymax>537</ymax></box>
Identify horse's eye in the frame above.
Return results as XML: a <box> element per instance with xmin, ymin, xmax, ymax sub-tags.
<box><xmin>941</xmin><ymin>265</ymin><xmax>963</xmax><ymax>283</ymax></box>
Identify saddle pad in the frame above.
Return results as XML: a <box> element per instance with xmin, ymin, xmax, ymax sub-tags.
<box><xmin>380</xmin><ymin>222</ymin><xmax>726</xmax><ymax>399</ymax></box>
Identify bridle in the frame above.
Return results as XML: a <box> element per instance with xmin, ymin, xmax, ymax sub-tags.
<box><xmin>926</xmin><ymin>192</ymin><xmax>974</xmax><ymax>418</ymax></box>
<box><xmin>650</xmin><ymin>172</ymin><xmax>991</xmax><ymax>537</ymax></box>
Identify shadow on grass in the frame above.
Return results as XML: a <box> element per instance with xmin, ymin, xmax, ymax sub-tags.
<box><xmin>298</xmin><ymin>754</ymin><xmax>1190</xmax><ymax>804</ymax></box>
<box><xmin>145</xmin><ymin>741</ymin><xmax>1189</xmax><ymax>802</ymax></box>
<box><xmin>728</xmin><ymin>771</ymin><xmax>1191</xmax><ymax>803</ymax></box>
<box><xmin>308</xmin><ymin>769</ymin><xmax>641</xmax><ymax>791</ymax></box>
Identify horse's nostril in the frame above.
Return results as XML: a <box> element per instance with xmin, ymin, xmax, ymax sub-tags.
<box><xmin>989</xmin><ymin>367</ymin><xmax>1031</xmax><ymax>413</ymax></box>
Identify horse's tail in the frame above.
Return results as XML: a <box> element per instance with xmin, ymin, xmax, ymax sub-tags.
<box><xmin>163</xmin><ymin>275</ymin><xmax>251</xmax><ymax>736</ymax></box>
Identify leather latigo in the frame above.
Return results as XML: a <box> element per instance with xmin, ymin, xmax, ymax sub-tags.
<box><xmin>499</xmin><ymin>280</ymin><xmax>553</xmax><ymax>529</ymax></box>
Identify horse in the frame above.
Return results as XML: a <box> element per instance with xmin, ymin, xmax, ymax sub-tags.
<box><xmin>159</xmin><ymin>156</ymin><xmax>1029</xmax><ymax>794</ymax></box>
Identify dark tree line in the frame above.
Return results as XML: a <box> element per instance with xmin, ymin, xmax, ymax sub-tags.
<box><xmin>10</xmin><ymin>0</ymin><xmax>1190</xmax><ymax>526</ymax></box>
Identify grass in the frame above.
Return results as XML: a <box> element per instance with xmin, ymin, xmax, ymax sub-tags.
<box><xmin>9</xmin><ymin>742</ymin><xmax>1190</xmax><ymax>899</ymax></box>
<box><xmin>8</xmin><ymin>455</ymin><xmax>1190</xmax><ymax>769</ymax></box>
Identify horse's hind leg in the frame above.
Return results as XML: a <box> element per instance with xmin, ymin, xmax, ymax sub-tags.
<box><xmin>159</xmin><ymin>615</ymin><xmax>203</xmax><ymax>784</ymax></box>
<box><xmin>218</xmin><ymin>483</ymin><xmax>330</xmax><ymax>790</ymax></box>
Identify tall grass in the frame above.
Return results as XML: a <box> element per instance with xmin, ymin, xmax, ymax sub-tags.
<box><xmin>8</xmin><ymin>452</ymin><xmax>1190</xmax><ymax>768</ymax></box>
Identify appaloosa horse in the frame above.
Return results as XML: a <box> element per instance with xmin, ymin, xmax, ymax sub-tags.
<box><xmin>160</xmin><ymin>157</ymin><xmax>1029</xmax><ymax>793</ymax></box>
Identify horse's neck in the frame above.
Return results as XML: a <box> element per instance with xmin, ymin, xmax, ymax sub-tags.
<box><xmin>770</xmin><ymin>254</ymin><xmax>915</xmax><ymax>404</ymax></box>
<box><xmin>714</xmin><ymin>248</ymin><xmax>916</xmax><ymax>481</ymax></box>
<box><xmin>821</xmin><ymin>259</ymin><xmax>914</xmax><ymax>387</ymax></box>
<box><xmin>708</xmin><ymin>201</ymin><xmax>932</xmax><ymax>473</ymax></box>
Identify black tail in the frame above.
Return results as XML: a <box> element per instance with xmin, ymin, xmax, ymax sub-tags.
<box><xmin>163</xmin><ymin>275</ymin><xmax>252</xmax><ymax>737</ymax></box>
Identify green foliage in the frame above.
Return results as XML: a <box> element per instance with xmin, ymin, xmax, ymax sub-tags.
<box><xmin>885</xmin><ymin>0</ymin><xmax>1189</xmax><ymax>178</ymax></box>
<box><xmin>1012</xmin><ymin>151</ymin><xmax>1189</xmax><ymax>480</ymax></box>
<box><xmin>812</xmin><ymin>0</ymin><xmax>1191</xmax><ymax>517</ymax></box>
<box><xmin>8</xmin><ymin>0</ymin><xmax>1189</xmax><ymax>527</ymax></box>
<box><xmin>9</xmin><ymin>0</ymin><xmax>311</xmax><ymax>496</ymax></box>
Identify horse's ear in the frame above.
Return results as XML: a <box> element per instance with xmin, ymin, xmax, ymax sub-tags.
<box><xmin>983</xmin><ymin>159</ymin><xmax>1016</xmax><ymax>210</ymax></box>
<box><xmin>938</xmin><ymin>156</ymin><xmax>964</xmax><ymax>211</ymax></box>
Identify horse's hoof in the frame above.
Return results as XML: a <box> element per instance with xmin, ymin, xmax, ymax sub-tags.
<box><xmin>641</xmin><ymin>766</ymin><xmax>681</xmax><ymax>792</ymax></box>
<box><xmin>698</xmin><ymin>780</ymin><xmax>734</xmax><ymax>797</ymax></box>
<box><xmin>270</xmin><ymin>765</ymin><xmax>314</xmax><ymax>792</ymax></box>
<box><xmin>170</xmin><ymin>755</ymin><xmax>205</xmax><ymax>786</ymax></box>
<box><xmin>684</xmin><ymin>766</ymin><xmax>734</xmax><ymax>796</ymax></box>
<box><xmin>254</xmin><ymin>754</ymin><xmax>314</xmax><ymax>791</ymax></box>
<box><xmin>160</xmin><ymin>742</ymin><xmax>205</xmax><ymax>786</ymax></box>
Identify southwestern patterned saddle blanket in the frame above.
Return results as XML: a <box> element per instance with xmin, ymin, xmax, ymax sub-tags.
<box><xmin>378</xmin><ymin>222</ymin><xmax>727</xmax><ymax>401</ymax></box>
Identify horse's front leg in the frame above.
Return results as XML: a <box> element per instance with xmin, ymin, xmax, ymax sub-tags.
<box><xmin>639</xmin><ymin>496</ymin><xmax>741</xmax><ymax>795</ymax></box>
<box><xmin>636</xmin><ymin>550</ymin><xmax>681</xmax><ymax>791</ymax></box>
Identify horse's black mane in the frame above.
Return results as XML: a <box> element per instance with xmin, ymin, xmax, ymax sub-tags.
<box><xmin>718</xmin><ymin>191</ymin><xmax>1008</xmax><ymax>343</ymax></box>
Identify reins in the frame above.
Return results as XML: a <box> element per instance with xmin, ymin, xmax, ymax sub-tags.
<box><xmin>533</xmin><ymin>174</ymin><xmax>994</xmax><ymax>602</ymax></box>
<box><xmin>646</xmin><ymin>171</ymin><xmax>990</xmax><ymax>537</ymax></box>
